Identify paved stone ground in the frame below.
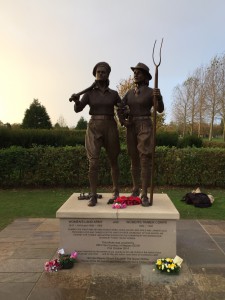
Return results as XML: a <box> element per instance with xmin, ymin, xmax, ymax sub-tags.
<box><xmin>0</xmin><ymin>218</ymin><xmax>225</xmax><ymax>299</ymax></box>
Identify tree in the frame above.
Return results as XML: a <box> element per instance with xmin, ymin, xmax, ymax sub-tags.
<box><xmin>193</xmin><ymin>66</ymin><xmax>207</xmax><ymax>137</ymax></box>
<box><xmin>0</xmin><ymin>121</ymin><xmax>11</xmax><ymax>128</ymax></box>
<box><xmin>11</xmin><ymin>123</ymin><xmax>21</xmax><ymax>129</ymax></box>
<box><xmin>117</xmin><ymin>76</ymin><xmax>135</xmax><ymax>98</ymax></box>
<box><xmin>156</xmin><ymin>112</ymin><xmax>166</xmax><ymax>130</ymax></box>
<box><xmin>171</xmin><ymin>55</ymin><xmax>224</xmax><ymax>139</ymax></box>
<box><xmin>56</xmin><ymin>115</ymin><xmax>67</xmax><ymax>127</ymax></box>
<box><xmin>21</xmin><ymin>99</ymin><xmax>52</xmax><ymax>129</ymax></box>
<box><xmin>54</xmin><ymin>115</ymin><xmax>69</xmax><ymax>129</ymax></box>
<box><xmin>205</xmin><ymin>57</ymin><xmax>221</xmax><ymax>140</ymax></box>
<box><xmin>172</xmin><ymin>83</ymin><xmax>191</xmax><ymax>136</ymax></box>
<box><xmin>218</xmin><ymin>54</ymin><xmax>225</xmax><ymax>141</ymax></box>
<box><xmin>75</xmin><ymin>117</ymin><xmax>87</xmax><ymax>129</ymax></box>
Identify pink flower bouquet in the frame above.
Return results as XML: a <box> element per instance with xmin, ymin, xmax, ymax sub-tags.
<box><xmin>45</xmin><ymin>249</ymin><xmax>78</xmax><ymax>272</ymax></box>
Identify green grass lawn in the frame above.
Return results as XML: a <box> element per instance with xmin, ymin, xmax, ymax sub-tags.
<box><xmin>0</xmin><ymin>189</ymin><xmax>75</xmax><ymax>230</ymax></box>
<box><xmin>0</xmin><ymin>187</ymin><xmax>225</xmax><ymax>231</ymax></box>
<box><xmin>164</xmin><ymin>187</ymin><xmax>225</xmax><ymax>219</ymax></box>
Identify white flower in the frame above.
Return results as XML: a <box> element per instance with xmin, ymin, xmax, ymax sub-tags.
<box><xmin>58</xmin><ymin>248</ymin><xmax>65</xmax><ymax>255</ymax></box>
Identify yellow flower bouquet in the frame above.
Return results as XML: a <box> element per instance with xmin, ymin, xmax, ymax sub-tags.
<box><xmin>155</xmin><ymin>256</ymin><xmax>182</xmax><ymax>274</ymax></box>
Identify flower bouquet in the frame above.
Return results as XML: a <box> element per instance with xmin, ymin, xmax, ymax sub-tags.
<box><xmin>112</xmin><ymin>196</ymin><xmax>141</xmax><ymax>209</ymax></box>
<box><xmin>112</xmin><ymin>202</ymin><xmax>127</xmax><ymax>209</ymax></box>
<box><xmin>45</xmin><ymin>249</ymin><xmax>78</xmax><ymax>272</ymax></box>
<box><xmin>58</xmin><ymin>249</ymin><xmax>78</xmax><ymax>269</ymax></box>
<box><xmin>44</xmin><ymin>258</ymin><xmax>61</xmax><ymax>272</ymax></box>
<box><xmin>155</xmin><ymin>256</ymin><xmax>183</xmax><ymax>274</ymax></box>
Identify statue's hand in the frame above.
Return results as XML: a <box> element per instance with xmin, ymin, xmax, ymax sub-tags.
<box><xmin>153</xmin><ymin>88</ymin><xmax>161</xmax><ymax>97</ymax></box>
<box><xmin>69</xmin><ymin>94</ymin><xmax>80</xmax><ymax>103</ymax></box>
<box><xmin>123</xmin><ymin>120</ymin><xmax>132</xmax><ymax>127</ymax></box>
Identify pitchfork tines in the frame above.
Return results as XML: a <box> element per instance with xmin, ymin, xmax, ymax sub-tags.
<box><xmin>152</xmin><ymin>38</ymin><xmax>163</xmax><ymax>67</ymax></box>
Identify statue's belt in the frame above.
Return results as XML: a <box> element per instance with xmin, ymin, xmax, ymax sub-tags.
<box><xmin>129</xmin><ymin>116</ymin><xmax>150</xmax><ymax>120</ymax></box>
<box><xmin>91</xmin><ymin>115</ymin><xmax>114</xmax><ymax>120</ymax></box>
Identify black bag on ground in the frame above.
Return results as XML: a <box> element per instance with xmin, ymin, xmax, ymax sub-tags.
<box><xmin>182</xmin><ymin>192</ymin><xmax>212</xmax><ymax>208</ymax></box>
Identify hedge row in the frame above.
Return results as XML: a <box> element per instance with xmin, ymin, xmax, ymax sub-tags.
<box><xmin>203</xmin><ymin>140</ymin><xmax>225</xmax><ymax>148</ymax></box>
<box><xmin>0</xmin><ymin>128</ymin><xmax>86</xmax><ymax>148</ymax></box>
<box><xmin>0</xmin><ymin>146</ymin><xmax>225</xmax><ymax>188</ymax></box>
<box><xmin>2</xmin><ymin>128</ymin><xmax>225</xmax><ymax>149</ymax></box>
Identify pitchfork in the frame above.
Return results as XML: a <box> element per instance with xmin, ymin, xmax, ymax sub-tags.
<box><xmin>149</xmin><ymin>38</ymin><xmax>163</xmax><ymax>206</ymax></box>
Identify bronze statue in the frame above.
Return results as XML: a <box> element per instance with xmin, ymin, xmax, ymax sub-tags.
<box><xmin>70</xmin><ymin>62</ymin><xmax>121</xmax><ymax>207</ymax></box>
<box><xmin>118</xmin><ymin>62</ymin><xmax>164</xmax><ymax>207</ymax></box>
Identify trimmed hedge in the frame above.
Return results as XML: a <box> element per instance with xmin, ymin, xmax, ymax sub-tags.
<box><xmin>156</xmin><ymin>131</ymin><xmax>179</xmax><ymax>147</ymax></box>
<box><xmin>177</xmin><ymin>135</ymin><xmax>203</xmax><ymax>148</ymax></box>
<box><xmin>0</xmin><ymin>128</ymin><xmax>179</xmax><ymax>148</ymax></box>
<box><xmin>0</xmin><ymin>128</ymin><xmax>86</xmax><ymax>148</ymax></box>
<box><xmin>155</xmin><ymin>147</ymin><xmax>225</xmax><ymax>187</ymax></box>
<box><xmin>203</xmin><ymin>140</ymin><xmax>225</xmax><ymax>148</ymax></box>
<box><xmin>0</xmin><ymin>146</ymin><xmax>225</xmax><ymax>188</ymax></box>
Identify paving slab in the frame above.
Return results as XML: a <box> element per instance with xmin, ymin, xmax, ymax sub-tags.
<box><xmin>27</xmin><ymin>287</ymin><xmax>87</xmax><ymax>300</ymax></box>
<box><xmin>0</xmin><ymin>258</ymin><xmax>49</xmax><ymax>273</ymax></box>
<box><xmin>0</xmin><ymin>272</ymin><xmax>41</xmax><ymax>283</ymax></box>
<box><xmin>86</xmin><ymin>275</ymin><xmax>143</xmax><ymax>300</ymax></box>
<box><xmin>35</xmin><ymin>219</ymin><xmax>59</xmax><ymax>232</ymax></box>
<box><xmin>177</xmin><ymin>220</ymin><xmax>225</xmax><ymax>266</ymax></box>
<box><xmin>0</xmin><ymin>282</ymin><xmax>35</xmax><ymax>300</ymax></box>
<box><xmin>0</xmin><ymin>218</ymin><xmax>225</xmax><ymax>299</ymax></box>
<box><xmin>15</xmin><ymin>247</ymin><xmax>56</xmax><ymax>259</ymax></box>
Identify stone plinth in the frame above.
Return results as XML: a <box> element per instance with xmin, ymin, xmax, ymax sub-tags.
<box><xmin>56</xmin><ymin>193</ymin><xmax>180</xmax><ymax>263</ymax></box>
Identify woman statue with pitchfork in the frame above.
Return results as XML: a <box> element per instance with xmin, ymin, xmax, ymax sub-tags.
<box><xmin>118</xmin><ymin>60</ymin><xmax>164</xmax><ymax>207</ymax></box>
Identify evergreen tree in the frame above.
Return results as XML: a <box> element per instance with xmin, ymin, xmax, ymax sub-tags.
<box><xmin>75</xmin><ymin>117</ymin><xmax>87</xmax><ymax>129</ymax></box>
<box><xmin>22</xmin><ymin>99</ymin><xmax>52</xmax><ymax>129</ymax></box>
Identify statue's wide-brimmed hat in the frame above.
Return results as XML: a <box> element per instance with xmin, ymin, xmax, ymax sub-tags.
<box><xmin>93</xmin><ymin>62</ymin><xmax>111</xmax><ymax>76</ymax></box>
<box><xmin>131</xmin><ymin>62</ymin><xmax>152</xmax><ymax>80</ymax></box>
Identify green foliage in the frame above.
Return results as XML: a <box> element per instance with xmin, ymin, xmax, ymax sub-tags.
<box><xmin>166</xmin><ymin>188</ymin><xmax>225</xmax><ymax>219</ymax></box>
<box><xmin>0</xmin><ymin>146</ymin><xmax>88</xmax><ymax>187</ymax></box>
<box><xmin>0</xmin><ymin>189</ymin><xmax>73</xmax><ymax>230</ymax></box>
<box><xmin>177</xmin><ymin>135</ymin><xmax>203</xmax><ymax>148</ymax></box>
<box><xmin>75</xmin><ymin>117</ymin><xmax>88</xmax><ymax>129</ymax></box>
<box><xmin>156</xmin><ymin>131</ymin><xmax>179</xmax><ymax>147</ymax></box>
<box><xmin>155</xmin><ymin>113</ymin><xmax>166</xmax><ymax>130</ymax></box>
<box><xmin>118</xmin><ymin>127</ymin><xmax>127</xmax><ymax>145</ymax></box>
<box><xmin>0</xmin><ymin>146</ymin><xmax>225</xmax><ymax>188</ymax></box>
<box><xmin>155</xmin><ymin>147</ymin><xmax>225</xmax><ymax>187</ymax></box>
<box><xmin>0</xmin><ymin>128</ymin><xmax>86</xmax><ymax>148</ymax></box>
<box><xmin>203</xmin><ymin>140</ymin><xmax>225</xmax><ymax>148</ymax></box>
<box><xmin>2</xmin><ymin>128</ymin><xmax>204</xmax><ymax>149</ymax></box>
<box><xmin>22</xmin><ymin>99</ymin><xmax>52</xmax><ymax>129</ymax></box>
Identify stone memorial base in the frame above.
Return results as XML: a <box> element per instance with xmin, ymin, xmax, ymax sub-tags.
<box><xmin>56</xmin><ymin>193</ymin><xmax>180</xmax><ymax>263</ymax></box>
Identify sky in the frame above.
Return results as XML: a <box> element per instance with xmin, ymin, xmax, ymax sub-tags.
<box><xmin>1</xmin><ymin>0</ymin><xmax>225</xmax><ymax>127</ymax></box>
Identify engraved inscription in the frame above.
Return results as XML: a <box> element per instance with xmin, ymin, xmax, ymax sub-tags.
<box><xmin>60</xmin><ymin>218</ymin><xmax>176</xmax><ymax>262</ymax></box>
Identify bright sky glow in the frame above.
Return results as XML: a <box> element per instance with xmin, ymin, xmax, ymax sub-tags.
<box><xmin>1</xmin><ymin>0</ymin><xmax>225</xmax><ymax>127</ymax></box>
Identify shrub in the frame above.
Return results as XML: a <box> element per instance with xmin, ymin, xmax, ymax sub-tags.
<box><xmin>0</xmin><ymin>128</ymin><xmax>86</xmax><ymax>148</ymax></box>
<box><xmin>156</xmin><ymin>131</ymin><xmax>179</xmax><ymax>147</ymax></box>
<box><xmin>203</xmin><ymin>141</ymin><xmax>225</xmax><ymax>148</ymax></box>
<box><xmin>0</xmin><ymin>128</ymin><xmax>181</xmax><ymax>149</ymax></box>
<box><xmin>0</xmin><ymin>146</ymin><xmax>225</xmax><ymax>188</ymax></box>
<box><xmin>177</xmin><ymin>135</ymin><xmax>203</xmax><ymax>148</ymax></box>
